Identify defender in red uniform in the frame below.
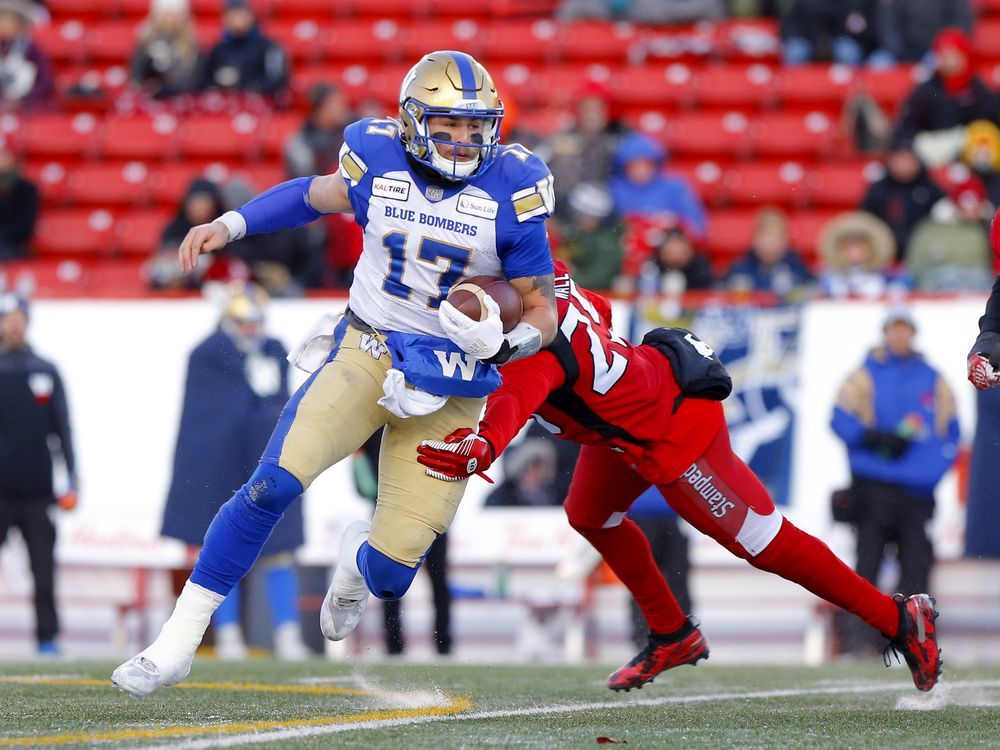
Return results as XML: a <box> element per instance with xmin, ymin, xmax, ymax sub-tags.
<box><xmin>419</xmin><ymin>262</ymin><xmax>941</xmax><ymax>692</ymax></box>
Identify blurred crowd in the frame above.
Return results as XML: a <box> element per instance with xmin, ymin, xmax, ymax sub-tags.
<box><xmin>0</xmin><ymin>0</ymin><xmax>997</xmax><ymax>300</ymax></box>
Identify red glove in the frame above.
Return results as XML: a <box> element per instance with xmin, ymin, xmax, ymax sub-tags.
<box><xmin>56</xmin><ymin>490</ymin><xmax>78</xmax><ymax>511</ymax></box>
<box><xmin>417</xmin><ymin>428</ymin><xmax>495</xmax><ymax>483</ymax></box>
<box><xmin>969</xmin><ymin>331</ymin><xmax>1000</xmax><ymax>390</ymax></box>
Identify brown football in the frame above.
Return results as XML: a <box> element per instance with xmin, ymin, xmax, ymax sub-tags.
<box><xmin>446</xmin><ymin>275</ymin><xmax>523</xmax><ymax>333</ymax></box>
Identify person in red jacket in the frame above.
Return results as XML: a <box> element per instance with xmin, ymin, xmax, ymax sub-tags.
<box><xmin>418</xmin><ymin>261</ymin><xmax>942</xmax><ymax>693</ymax></box>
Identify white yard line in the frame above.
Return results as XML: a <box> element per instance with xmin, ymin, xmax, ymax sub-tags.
<box><xmin>131</xmin><ymin>679</ymin><xmax>1000</xmax><ymax>750</ymax></box>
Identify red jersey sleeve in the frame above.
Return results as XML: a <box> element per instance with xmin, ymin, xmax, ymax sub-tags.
<box><xmin>478</xmin><ymin>350</ymin><xmax>566</xmax><ymax>456</ymax></box>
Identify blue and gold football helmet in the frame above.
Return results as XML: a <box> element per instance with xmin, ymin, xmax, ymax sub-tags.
<box><xmin>398</xmin><ymin>50</ymin><xmax>504</xmax><ymax>181</ymax></box>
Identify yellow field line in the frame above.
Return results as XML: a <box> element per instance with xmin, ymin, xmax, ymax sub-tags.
<box><xmin>0</xmin><ymin>677</ymin><xmax>473</xmax><ymax>747</ymax></box>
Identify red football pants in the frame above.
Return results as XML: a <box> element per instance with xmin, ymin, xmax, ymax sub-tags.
<box><xmin>564</xmin><ymin>426</ymin><xmax>900</xmax><ymax>638</ymax></box>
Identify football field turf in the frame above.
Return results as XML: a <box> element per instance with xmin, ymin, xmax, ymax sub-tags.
<box><xmin>1</xmin><ymin>659</ymin><xmax>998</xmax><ymax>748</ymax></box>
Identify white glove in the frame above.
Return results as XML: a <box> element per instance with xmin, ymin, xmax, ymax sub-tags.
<box><xmin>438</xmin><ymin>294</ymin><xmax>504</xmax><ymax>360</ymax></box>
<box><xmin>377</xmin><ymin>368</ymin><xmax>449</xmax><ymax>419</ymax></box>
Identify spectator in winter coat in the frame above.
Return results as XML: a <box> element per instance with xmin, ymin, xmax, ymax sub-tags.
<box><xmin>284</xmin><ymin>83</ymin><xmax>352</xmax><ymax>178</ymax></box>
<box><xmin>906</xmin><ymin>176</ymin><xmax>994</xmax><ymax>291</ymax></box>
<box><xmin>0</xmin><ymin>141</ymin><xmax>38</xmax><ymax>259</ymax></box>
<box><xmin>535</xmin><ymin>79</ymin><xmax>628</xmax><ymax>221</ymax></box>
<box><xmin>871</xmin><ymin>0</ymin><xmax>972</xmax><ymax>64</ymax></box>
<box><xmin>150</xmin><ymin>177</ymin><xmax>233</xmax><ymax>290</ymax></box>
<box><xmin>831</xmin><ymin>307</ymin><xmax>958</xmax><ymax>651</ymax></box>
<box><xmin>130</xmin><ymin>0</ymin><xmax>201</xmax><ymax>99</ymax></box>
<box><xmin>0</xmin><ymin>294</ymin><xmax>77</xmax><ymax>655</ymax></box>
<box><xmin>0</xmin><ymin>0</ymin><xmax>53</xmax><ymax>111</ymax></box>
<box><xmin>198</xmin><ymin>0</ymin><xmax>288</xmax><ymax>96</ymax></box>
<box><xmin>894</xmin><ymin>28</ymin><xmax>1000</xmax><ymax>162</ymax></box>
<box><xmin>861</xmin><ymin>134</ymin><xmax>945</xmax><ymax>259</ymax></box>
<box><xmin>818</xmin><ymin>211</ymin><xmax>909</xmax><ymax>298</ymax></box>
<box><xmin>724</xmin><ymin>207</ymin><xmax>813</xmax><ymax>297</ymax></box>
<box><xmin>160</xmin><ymin>283</ymin><xmax>308</xmax><ymax>661</ymax></box>
<box><xmin>637</xmin><ymin>226</ymin><xmax>714</xmax><ymax>296</ymax></box>
<box><xmin>962</xmin><ymin>120</ymin><xmax>1000</xmax><ymax>208</ymax></box>
<box><xmin>609</xmin><ymin>132</ymin><xmax>707</xmax><ymax>239</ymax></box>
<box><xmin>560</xmin><ymin>181</ymin><xmax>624</xmax><ymax>292</ymax></box>
<box><xmin>780</xmin><ymin>0</ymin><xmax>879</xmax><ymax>67</ymax></box>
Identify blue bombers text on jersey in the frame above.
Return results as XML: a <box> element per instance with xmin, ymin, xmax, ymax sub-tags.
<box><xmin>338</xmin><ymin>117</ymin><xmax>555</xmax><ymax>337</ymax></box>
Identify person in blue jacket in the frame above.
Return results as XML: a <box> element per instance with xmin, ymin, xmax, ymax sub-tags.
<box><xmin>161</xmin><ymin>282</ymin><xmax>308</xmax><ymax>660</ymax></box>
<box><xmin>831</xmin><ymin>306</ymin><xmax>959</xmax><ymax>649</ymax></box>
<box><xmin>609</xmin><ymin>132</ymin><xmax>707</xmax><ymax>240</ymax></box>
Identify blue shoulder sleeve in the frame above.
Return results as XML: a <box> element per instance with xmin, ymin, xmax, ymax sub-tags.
<box><xmin>493</xmin><ymin>145</ymin><xmax>556</xmax><ymax>281</ymax></box>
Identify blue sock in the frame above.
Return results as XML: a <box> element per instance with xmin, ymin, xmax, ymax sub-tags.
<box><xmin>212</xmin><ymin>586</ymin><xmax>242</xmax><ymax>627</ymax></box>
<box><xmin>265</xmin><ymin>565</ymin><xmax>300</xmax><ymax>628</ymax></box>
<box><xmin>357</xmin><ymin>542</ymin><xmax>420</xmax><ymax>601</ymax></box>
<box><xmin>190</xmin><ymin>463</ymin><xmax>303</xmax><ymax>596</ymax></box>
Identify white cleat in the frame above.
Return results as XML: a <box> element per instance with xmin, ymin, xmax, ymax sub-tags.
<box><xmin>110</xmin><ymin>651</ymin><xmax>193</xmax><ymax>699</ymax></box>
<box><xmin>320</xmin><ymin>520</ymin><xmax>372</xmax><ymax>641</ymax></box>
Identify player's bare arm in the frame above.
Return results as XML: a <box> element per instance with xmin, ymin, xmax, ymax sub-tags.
<box><xmin>510</xmin><ymin>273</ymin><xmax>557</xmax><ymax>346</ymax></box>
<box><xmin>178</xmin><ymin>170</ymin><xmax>352</xmax><ymax>274</ymax></box>
<box><xmin>306</xmin><ymin>170</ymin><xmax>353</xmax><ymax>214</ymax></box>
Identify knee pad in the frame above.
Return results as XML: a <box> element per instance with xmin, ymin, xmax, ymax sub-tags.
<box><xmin>243</xmin><ymin>462</ymin><xmax>304</xmax><ymax>515</ymax></box>
<box><xmin>565</xmin><ymin>504</ymin><xmax>625</xmax><ymax>534</ymax></box>
<box><xmin>190</xmin><ymin>464</ymin><xmax>303</xmax><ymax>595</ymax></box>
<box><xmin>737</xmin><ymin>509</ymin><xmax>784</xmax><ymax>558</ymax></box>
<box><xmin>357</xmin><ymin>542</ymin><xmax>419</xmax><ymax>601</ymax></box>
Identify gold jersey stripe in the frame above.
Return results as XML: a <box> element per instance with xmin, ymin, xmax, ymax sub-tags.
<box><xmin>513</xmin><ymin>193</ymin><xmax>544</xmax><ymax>216</ymax></box>
<box><xmin>341</xmin><ymin>152</ymin><xmax>366</xmax><ymax>183</ymax></box>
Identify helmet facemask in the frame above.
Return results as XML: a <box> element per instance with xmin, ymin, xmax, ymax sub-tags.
<box><xmin>400</xmin><ymin>98</ymin><xmax>504</xmax><ymax>181</ymax></box>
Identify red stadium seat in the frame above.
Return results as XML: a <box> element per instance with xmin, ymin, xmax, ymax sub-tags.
<box><xmin>973</xmin><ymin>19</ymin><xmax>1000</xmax><ymax>60</ymax></box>
<box><xmin>266</xmin><ymin>19</ymin><xmax>325</xmax><ymax>63</ymax></box>
<box><xmin>259</xmin><ymin>112</ymin><xmax>302</xmax><ymax>156</ymax></box>
<box><xmin>33</xmin><ymin>20</ymin><xmax>88</xmax><ymax>64</ymax></box>
<box><xmin>534</xmin><ymin>63</ymin><xmax>615</xmax><ymax>108</ymax></box>
<box><xmin>32</xmin><ymin>208</ymin><xmax>116</xmax><ymax>257</ymax></box>
<box><xmin>482</xmin><ymin>20</ymin><xmax>562</xmax><ymax>62</ymax></box>
<box><xmin>726</xmin><ymin>162</ymin><xmax>808</xmax><ymax>207</ymax></box>
<box><xmin>85</xmin><ymin>21</ymin><xmax>142</xmax><ymax>63</ymax></box>
<box><xmin>22</xmin><ymin>161</ymin><xmax>70</xmax><ymax>205</ymax></box>
<box><xmin>860</xmin><ymin>66</ymin><xmax>923</xmax><ymax>117</ymax></box>
<box><xmin>515</xmin><ymin>107</ymin><xmax>573</xmax><ymax>137</ymax></box>
<box><xmin>712</xmin><ymin>18</ymin><xmax>781</xmax><ymax>62</ymax></box>
<box><xmin>321</xmin><ymin>20</ymin><xmax>403</xmax><ymax>63</ymax></box>
<box><xmin>46</xmin><ymin>0</ymin><xmax>110</xmax><ymax>17</ymax></box>
<box><xmin>775</xmin><ymin>64</ymin><xmax>856</xmax><ymax>112</ymax></box>
<box><xmin>98</xmin><ymin>114</ymin><xmax>180</xmax><ymax>160</ymax></box>
<box><xmin>694</xmin><ymin>64</ymin><xmax>777</xmax><ymax>111</ymax></box>
<box><xmin>18</xmin><ymin>112</ymin><xmax>100</xmax><ymax>158</ymax></box>
<box><xmin>702</xmin><ymin>210</ymin><xmax>756</xmax><ymax>260</ymax></box>
<box><xmin>115</xmin><ymin>209</ymin><xmax>173</xmax><ymax>256</ymax></box>
<box><xmin>65</xmin><ymin>162</ymin><xmax>152</xmax><ymax>206</ymax></box>
<box><xmin>614</xmin><ymin>63</ymin><xmax>696</xmax><ymax>108</ymax></box>
<box><xmin>789</xmin><ymin>209</ymin><xmax>840</xmax><ymax>260</ymax></box>
<box><xmin>670</xmin><ymin>160</ymin><xmax>728</xmax><ymax>206</ymax></box>
<box><xmin>809</xmin><ymin>162</ymin><xmax>880</xmax><ymax>208</ymax></box>
<box><xmin>148</xmin><ymin>164</ymin><xmax>213</xmax><ymax>207</ymax></box>
<box><xmin>663</xmin><ymin>112</ymin><xmax>752</xmax><ymax>159</ymax></box>
<box><xmin>229</xmin><ymin>164</ymin><xmax>286</xmax><ymax>193</ymax></box>
<box><xmin>348</xmin><ymin>0</ymin><xmax>429</xmax><ymax>19</ymax></box>
<box><xmin>0</xmin><ymin>259</ymin><xmax>89</xmax><ymax>296</ymax></box>
<box><xmin>398</xmin><ymin>21</ymin><xmax>484</xmax><ymax>60</ymax></box>
<box><xmin>562</xmin><ymin>21</ymin><xmax>636</xmax><ymax>62</ymax></box>
<box><xmin>293</xmin><ymin>64</ymin><xmax>379</xmax><ymax>107</ymax></box>
<box><xmin>753</xmin><ymin>112</ymin><xmax>836</xmax><ymax>159</ymax></box>
<box><xmin>176</xmin><ymin>113</ymin><xmax>263</xmax><ymax>159</ymax></box>
<box><xmin>87</xmin><ymin>259</ymin><xmax>151</xmax><ymax>295</ymax></box>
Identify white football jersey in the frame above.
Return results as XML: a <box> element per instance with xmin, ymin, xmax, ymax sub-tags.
<box><xmin>338</xmin><ymin>117</ymin><xmax>555</xmax><ymax>336</ymax></box>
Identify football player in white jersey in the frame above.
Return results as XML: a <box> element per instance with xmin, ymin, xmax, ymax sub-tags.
<box><xmin>112</xmin><ymin>50</ymin><xmax>558</xmax><ymax>698</ymax></box>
